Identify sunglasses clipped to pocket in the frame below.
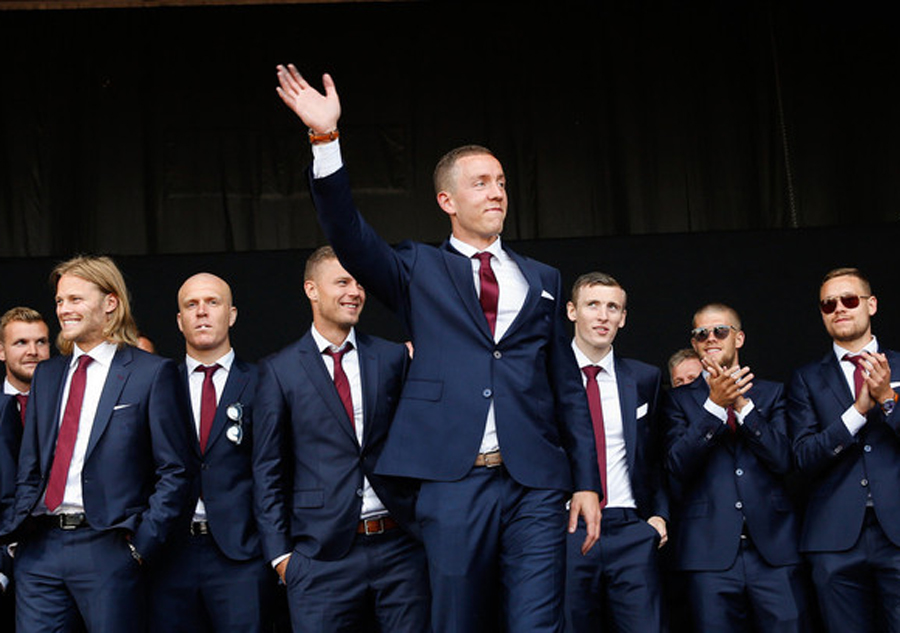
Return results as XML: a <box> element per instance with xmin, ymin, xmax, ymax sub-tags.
<box><xmin>690</xmin><ymin>325</ymin><xmax>738</xmax><ymax>343</ymax></box>
<box><xmin>819</xmin><ymin>294</ymin><xmax>871</xmax><ymax>314</ymax></box>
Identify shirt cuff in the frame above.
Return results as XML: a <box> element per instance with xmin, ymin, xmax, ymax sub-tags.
<box><xmin>734</xmin><ymin>399</ymin><xmax>755</xmax><ymax>423</ymax></box>
<box><xmin>703</xmin><ymin>398</ymin><xmax>729</xmax><ymax>424</ymax></box>
<box><xmin>311</xmin><ymin>139</ymin><xmax>343</xmax><ymax>179</ymax></box>
<box><xmin>271</xmin><ymin>553</ymin><xmax>291</xmax><ymax>569</ymax></box>
<box><xmin>0</xmin><ymin>572</ymin><xmax>8</xmax><ymax>593</ymax></box>
<box><xmin>842</xmin><ymin>405</ymin><xmax>867</xmax><ymax>436</ymax></box>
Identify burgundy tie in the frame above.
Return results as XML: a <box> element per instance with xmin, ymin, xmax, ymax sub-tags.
<box><xmin>44</xmin><ymin>354</ymin><xmax>93</xmax><ymax>511</ymax></box>
<box><xmin>324</xmin><ymin>345</ymin><xmax>354</xmax><ymax>430</ymax></box>
<box><xmin>726</xmin><ymin>406</ymin><xmax>737</xmax><ymax>432</ymax></box>
<box><xmin>474</xmin><ymin>252</ymin><xmax>499</xmax><ymax>335</ymax></box>
<box><xmin>843</xmin><ymin>354</ymin><xmax>866</xmax><ymax>398</ymax></box>
<box><xmin>582</xmin><ymin>365</ymin><xmax>608</xmax><ymax>509</ymax></box>
<box><xmin>196</xmin><ymin>364</ymin><xmax>220</xmax><ymax>453</ymax></box>
<box><xmin>16</xmin><ymin>393</ymin><xmax>28</xmax><ymax>427</ymax></box>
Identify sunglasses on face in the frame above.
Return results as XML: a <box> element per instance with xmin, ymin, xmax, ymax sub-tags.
<box><xmin>819</xmin><ymin>294</ymin><xmax>871</xmax><ymax>314</ymax></box>
<box><xmin>690</xmin><ymin>324</ymin><xmax>738</xmax><ymax>342</ymax></box>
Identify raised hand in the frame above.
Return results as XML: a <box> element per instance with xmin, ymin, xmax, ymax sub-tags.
<box><xmin>276</xmin><ymin>64</ymin><xmax>341</xmax><ymax>135</ymax></box>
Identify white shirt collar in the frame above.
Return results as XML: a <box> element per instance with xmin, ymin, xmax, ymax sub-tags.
<box><xmin>185</xmin><ymin>348</ymin><xmax>235</xmax><ymax>374</ymax></box>
<box><xmin>571</xmin><ymin>340</ymin><xmax>616</xmax><ymax>379</ymax></box>
<box><xmin>833</xmin><ymin>335</ymin><xmax>878</xmax><ymax>362</ymax></box>
<box><xmin>449</xmin><ymin>235</ymin><xmax>504</xmax><ymax>261</ymax></box>
<box><xmin>311</xmin><ymin>325</ymin><xmax>357</xmax><ymax>354</ymax></box>
<box><xmin>72</xmin><ymin>341</ymin><xmax>117</xmax><ymax>368</ymax></box>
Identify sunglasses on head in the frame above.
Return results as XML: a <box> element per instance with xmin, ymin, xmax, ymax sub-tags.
<box><xmin>690</xmin><ymin>324</ymin><xmax>738</xmax><ymax>342</ymax></box>
<box><xmin>819</xmin><ymin>294</ymin><xmax>871</xmax><ymax>314</ymax></box>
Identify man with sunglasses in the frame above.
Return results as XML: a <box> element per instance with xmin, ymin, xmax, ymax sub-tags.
<box><xmin>664</xmin><ymin>303</ymin><xmax>810</xmax><ymax>632</ymax></box>
<box><xmin>788</xmin><ymin>267</ymin><xmax>900</xmax><ymax>632</ymax></box>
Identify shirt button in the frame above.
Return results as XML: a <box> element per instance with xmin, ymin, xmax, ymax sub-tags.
<box><xmin>493</xmin><ymin>350</ymin><xmax>502</xmax><ymax>359</ymax></box>
<box><xmin>735</xmin><ymin>501</ymin><xmax>743</xmax><ymax>510</ymax></box>
<box><xmin>735</xmin><ymin>468</ymin><xmax>744</xmax><ymax>477</ymax></box>
<box><xmin>483</xmin><ymin>389</ymin><xmax>492</xmax><ymax>398</ymax></box>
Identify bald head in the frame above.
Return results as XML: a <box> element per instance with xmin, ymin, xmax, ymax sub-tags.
<box><xmin>177</xmin><ymin>272</ymin><xmax>237</xmax><ymax>363</ymax></box>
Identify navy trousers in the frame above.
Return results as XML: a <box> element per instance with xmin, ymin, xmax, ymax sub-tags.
<box><xmin>283</xmin><ymin>525</ymin><xmax>430</xmax><ymax>632</ymax></box>
<box><xmin>15</xmin><ymin>523</ymin><xmax>145</xmax><ymax>633</ymax></box>
<box><xmin>148</xmin><ymin>528</ymin><xmax>278</xmax><ymax>633</ymax></box>
<box><xmin>564</xmin><ymin>507</ymin><xmax>663</xmax><ymax>633</ymax></box>
<box><xmin>416</xmin><ymin>465</ymin><xmax>568</xmax><ymax>633</ymax></box>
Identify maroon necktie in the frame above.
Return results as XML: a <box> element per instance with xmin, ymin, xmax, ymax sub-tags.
<box><xmin>44</xmin><ymin>354</ymin><xmax>93</xmax><ymax>511</ymax></box>
<box><xmin>324</xmin><ymin>345</ymin><xmax>354</xmax><ymax>430</ymax></box>
<box><xmin>582</xmin><ymin>365</ymin><xmax>608</xmax><ymax>509</ymax></box>
<box><xmin>16</xmin><ymin>393</ymin><xmax>28</xmax><ymax>427</ymax></box>
<box><xmin>474</xmin><ymin>252</ymin><xmax>499</xmax><ymax>335</ymax></box>
<box><xmin>726</xmin><ymin>406</ymin><xmax>737</xmax><ymax>432</ymax></box>
<box><xmin>196</xmin><ymin>364</ymin><xmax>220</xmax><ymax>453</ymax></box>
<box><xmin>843</xmin><ymin>354</ymin><xmax>867</xmax><ymax>398</ymax></box>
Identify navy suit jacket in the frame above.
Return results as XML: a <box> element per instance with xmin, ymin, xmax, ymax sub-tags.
<box><xmin>788</xmin><ymin>348</ymin><xmax>900</xmax><ymax>552</ymax></box>
<box><xmin>253</xmin><ymin>330</ymin><xmax>415</xmax><ymax>563</ymax></box>
<box><xmin>0</xmin><ymin>395</ymin><xmax>20</xmax><ymax>577</ymax></box>
<box><xmin>311</xmin><ymin>167</ymin><xmax>600</xmax><ymax>495</ymax></box>
<box><xmin>610</xmin><ymin>356</ymin><xmax>668</xmax><ymax>520</ymax></box>
<box><xmin>664</xmin><ymin>378</ymin><xmax>802</xmax><ymax>570</ymax></box>
<box><xmin>179</xmin><ymin>357</ymin><xmax>261</xmax><ymax>561</ymax></box>
<box><xmin>5</xmin><ymin>346</ymin><xmax>196</xmax><ymax>563</ymax></box>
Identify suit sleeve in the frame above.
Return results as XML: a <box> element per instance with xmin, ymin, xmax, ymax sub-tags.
<box><xmin>310</xmin><ymin>166</ymin><xmax>416</xmax><ymax>329</ymax></box>
<box><xmin>787</xmin><ymin>368</ymin><xmax>856</xmax><ymax>477</ymax></box>
<box><xmin>132</xmin><ymin>359</ymin><xmax>197</xmax><ymax>562</ymax></box>
<box><xmin>252</xmin><ymin>357</ymin><xmax>294</xmax><ymax>563</ymax></box>
<box><xmin>663</xmin><ymin>389</ymin><xmax>729</xmax><ymax>488</ymax></box>
<box><xmin>738</xmin><ymin>383</ymin><xmax>792</xmax><ymax>475</ymax></box>
<box><xmin>644</xmin><ymin>370</ymin><xmax>669</xmax><ymax>520</ymax></box>
<box><xmin>547</xmin><ymin>271</ymin><xmax>602</xmax><ymax>496</ymax></box>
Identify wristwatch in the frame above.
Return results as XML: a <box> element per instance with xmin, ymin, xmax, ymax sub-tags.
<box><xmin>881</xmin><ymin>392</ymin><xmax>898</xmax><ymax>415</ymax></box>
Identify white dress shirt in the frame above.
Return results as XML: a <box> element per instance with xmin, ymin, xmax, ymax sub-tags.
<box><xmin>572</xmin><ymin>343</ymin><xmax>636</xmax><ymax>509</ymax></box>
<box><xmin>42</xmin><ymin>341</ymin><xmax>117</xmax><ymax>515</ymax></box>
<box><xmin>185</xmin><ymin>348</ymin><xmax>234</xmax><ymax>522</ymax></box>
<box><xmin>311</xmin><ymin>325</ymin><xmax>387</xmax><ymax>520</ymax></box>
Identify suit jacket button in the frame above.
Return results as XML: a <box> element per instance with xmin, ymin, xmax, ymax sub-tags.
<box><xmin>735</xmin><ymin>468</ymin><xmax>744</xmax><ymax>477</ymax></box>
<box><xmin>833</xmin><ymin>445</ymin><xmax>844</xmax><ymax>454</ymax></box>
<box><xmin>864</xmin><ymin>444</ymin><xmax>873</xmax><ymax>452</ymax></box>
<box><xmin>735</xmin><ymin>501</ymin><xmax>743</xmax><ymax>510</ymax></box>
<box><xmin>356</xmin><ymin>488</ymin><xmax>364</xmax><ymax>497</ymax></box>
<box><xmin>482</xmin><ymin>389</ymin><xmax>492</xmax><ymax>398</ymax></box>
<box><xmin>493</xmin><ymin>350</ymin><xmax>502</xmax><ymax>359</ymax></box>
<box><xmin>861</xmin><ymin>479</ymin><xmax>869</xmax><ymax>487</ymax></box>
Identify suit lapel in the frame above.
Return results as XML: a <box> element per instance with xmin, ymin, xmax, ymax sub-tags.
<box><xmin>39</xmin><ymin>358</ymin><xmax>70</xmax><ymax>475</ymax></box>
<box><xmin>85</xmin><ymin>346</ymin><xmax>131</xmax><ymax>461</ymax></box>
<box><xmin>500</xmin><ymin>247</ymin><xmax>541</xmax><ymax>343</ymax></box>
<box><xmin>297</xmin><ymin>334</ymin><xmax>358</xmax><ymax>445</ymax></box>
<box><xmin>440</xmin><ymin>241</ymin><xmax>493</xmax><ymax>341</ymax></box>
<box><xmin>614</xmin><ymin>357</ymin><xmax>638</xmax><ymax>473</ymax></box>
<box><xmin>205</xmin><ymin>360</ymin><xmax>251</xmax><ymax>452</ymax></box>
<box><xmin>819</xmin><ymin>353</ymin><xmax>853</xmax><ymax>413</ymax></box>
<box><xmin>357</xmin><ymin>334</ymin><xmax>379</xmax><ymax>449</ymax></box>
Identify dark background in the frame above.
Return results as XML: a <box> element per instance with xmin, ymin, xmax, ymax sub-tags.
<box><xmin>1</xmin><ymin>1</ymin><xmax>898</xmax><ymax>383</ymax></box>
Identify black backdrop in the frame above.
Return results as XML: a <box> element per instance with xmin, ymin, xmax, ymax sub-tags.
<box><xmin>1</xmin><ymin>1</ymin><xmax>899</xmax><ymax>384</ymax></box>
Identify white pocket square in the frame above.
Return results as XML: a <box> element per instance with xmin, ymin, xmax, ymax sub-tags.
<box><xmin>540</xmin><ymin>290</ymin><xmax>555</xmax><ymax>301</ymax></box>
<box><xmin>636</xmin><ymin>403</ymin><xmax>648</xmax><ymax>418</ymax></box>
<box><xmin>113</xmin><ymin>403</ymin><xmax>134</xmax><ymax>411</ymax></box>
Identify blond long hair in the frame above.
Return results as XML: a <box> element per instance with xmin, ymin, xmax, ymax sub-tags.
<box><xmin>51</xmin><ymin>255</ymin><xmax>140</xmax><ymax>354</ymax></box>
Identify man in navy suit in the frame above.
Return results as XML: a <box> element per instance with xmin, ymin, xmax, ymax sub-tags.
<box><xmin>253</xmin><ymin>246</ymin><xmax>430</xmax><ymax>631</ymax></box>
<box><xmin>788</xmin><ymin>267</ymin><xmax>900</xmax><ymax>632</ymax></box>
<box><xmin>4</xmin><ymin>255</ymin><xmax>196</xmax><ymax>633</ymax></box>
<box><xmin>275</xmin><ymin>64</ymin><xmax>601</xmax><ymax>633</ymax></box>
<box><xmin>664</xmin><ymin>303</ymin><xmax>811</xmax><ymax>632</ymax></box>
<box><xmin>148</xmin><ymin>272</ymin><xmax>276</xmax><ymax>632</ymax></box>
<box><xmin>0</xmin><ymin>306</ymin><xmax>50</xmax><ymax>626</ymax></box>
<box><xmin>563</xmin><ymin>272</ymin><xmax>667</xmax><ymax>632</ymax></box>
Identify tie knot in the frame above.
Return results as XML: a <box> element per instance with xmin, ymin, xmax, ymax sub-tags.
<box><xmin>582</xmin><ymin>365</ymin><xmax>602</xmax><ymax>381</ymax></box>
<box><xmin>473</xmin><ymin>252</ymin><xmax>493</xmax><ymax>266</ymax></box>
<box><xmin>195</xmin><ymin>363</ymin><xmax>220</xmax><ymax>378</ymax></box>
<box><xmin>843</xmin><ymin>353</ymin><xmax>865</xmax><ymax>369</ymax></box>
<box><xmin>324</xmin><ymin>342</ymin><xmax>353</xmax><ymax>363</ymax></box>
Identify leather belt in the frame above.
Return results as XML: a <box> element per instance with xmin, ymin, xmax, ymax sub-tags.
<box><xmin>190</xmin><ymin>521</ymin><xmax>210</xmax><ymax>536</ymax></box>
<box><xmin>38</xmin><ymin>512</ymin><xmax>88</xmax><ymax>530</ymax></box>
<box><xmin>357</xmin><ymin>516</ymin><xmax>399</xmax><ymax>535</ymax></box>
<box><xmin>474</xmin><ymin>450</ymin><xmax>503</xmax><ymax>468</ymax></box>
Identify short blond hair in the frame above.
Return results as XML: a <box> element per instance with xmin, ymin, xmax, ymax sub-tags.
<box><xmin>0</xmin><ymin>306</ymin><xmax>46</xmax><ymax>342</ymax></box>
<box><xmin>50</xmin><ymin>255</ymin><xmax>139</xmax><ymax>354</ymax></box>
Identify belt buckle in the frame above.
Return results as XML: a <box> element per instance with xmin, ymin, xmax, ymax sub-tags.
<box><xmin>59</xmin><ymin>513</ymin><xmax>85</xmax><ymax>530</ymax></box>
<box><xmin>363</xmin><ymin>518</ymin><xmax>385</xmax><ymax>535</ymax></box>
<box><xmin>483</xmin><ymin>451</ymin><xmax>502</xmax><ymax>468</ymax></box>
